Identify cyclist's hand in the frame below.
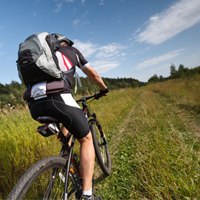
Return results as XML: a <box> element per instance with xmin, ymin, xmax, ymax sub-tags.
<box><xmin>100</xmin><ymin>88</ymin><xmax>109</xmax><ymax>96</ymax></box>
<box><xmin>95</xmin><ymin>88</ymin><xmax>109</xmax><ymax>99</ymax></box>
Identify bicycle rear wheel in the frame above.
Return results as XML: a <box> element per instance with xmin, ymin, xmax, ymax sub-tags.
<box><xmin>7</xmin><ymin>156</ymin><xmax>81</xmax><ymax>200</ymax></box>
<box><xmin>90</xmin><ymin>120</ymin><xmax>111</xmax><ymax>176</ymax></box>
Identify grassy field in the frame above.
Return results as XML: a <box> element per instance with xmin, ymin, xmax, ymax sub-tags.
<box><xmin>0</xmin><ymin>75</ymin><xmax>200</xmax><ymax>199</ymax></box>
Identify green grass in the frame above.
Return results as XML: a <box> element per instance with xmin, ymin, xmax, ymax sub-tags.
<box><xmin>95</xmin><ymin>89</ymin><xmax>200</xmax><ymax>199</ymax></box>
<box><xmin>1</xmin><ymin>76</ymin><xmax>200</xmax><ymax>199</ymax></box>
<box><xmin>0</xmin><ymin>109</ymin><xmax>61</xmax><ymax>198</ymax></box>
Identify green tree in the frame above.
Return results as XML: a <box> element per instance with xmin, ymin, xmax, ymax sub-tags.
<box><xmin>148</xmin><ymin>74</ymin><xmax>159</xmax><ymax>83</ymax></box>
<box><xmin>178</xmin><ymin>64</ymin><xmax>185</xmax><ymax>72</ymax></box>
<box><xmin>132</xmin><ymin>81</ymin><xmax>139</xmax><ymax>88</ymax></box>
<box><xmin>177</xmin><ymin>64</ymin><xmax>185</xmax><ymax>78</ymax></box>
<box><xmin>159</xmin><ymin>75</ymin><xmax>164</xmax><ymax>82</ymax></box>
<box><xmin>170</xmin><ymin>63</ymin><xmax>177</xmax><ymax>76</ymax></box>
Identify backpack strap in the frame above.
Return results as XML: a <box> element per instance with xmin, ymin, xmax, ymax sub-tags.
<box><xmin>74</xmin><ymin>71</ymin><xmax>82</xmax><ymax>93</ymax></box>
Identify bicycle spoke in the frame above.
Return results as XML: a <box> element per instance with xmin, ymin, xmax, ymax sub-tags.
<box><xmin>7</xmin><ymin>157</ymin><xmax>81</xmax><ymax>200</ymax></box>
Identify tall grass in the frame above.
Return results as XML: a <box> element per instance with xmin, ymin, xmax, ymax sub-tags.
<box><xmin>0</xmin><ymin>109</ymin><xmax>61</xmax><ymax>198</ymax></box>
<box><xmin>147</xmin><ymin>74</ymin><xmax>200</xmax><ymax>114</ymax></box>
<box><xmin>87</xmin><ymin>88</ymin><xmax>141</xmax><ymax>139</ymax></box>
<box><xmin>95</xmin><ymin>88</ymin><xmax>200</xmax><ymax>199</ymax></box>
<box><xmin>0</xmin><ymin>89</ymin><xmax>137</xmax><ymax>199</ymax></box>
<box><xmin>1</xmin><ymin>76</ymin><xmax>200</xmax><ymax>199</ymax></box>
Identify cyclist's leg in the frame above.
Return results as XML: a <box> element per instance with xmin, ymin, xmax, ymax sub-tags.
<box><xmin>61</xmin><ymin>125</ymin><xmax>70</xmax><ymax>158</ymax></box>
<box><xmin>61</xmin><ymin>125</ymin><xmax>69</xmax><ymax>137</ymax></box>
<box><xmin>28</xmin><ymin>94</ymin><xmax>100</xmax><ymax>198</ymax></box>
<box><xmin>78</xmin><ymin>131</ymin><xmax>95</xmax><ymax>191</ymax></box>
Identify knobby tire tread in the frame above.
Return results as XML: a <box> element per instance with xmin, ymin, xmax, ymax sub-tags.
<box><xmin>91</xmin><ymin>121</ymin><xmax>111</xmax><ymax>176</ymax></box>
<box><xmin>7</xmin><ymin>156</ymin><xmax>73</xmax><ymax>200</ymax></box>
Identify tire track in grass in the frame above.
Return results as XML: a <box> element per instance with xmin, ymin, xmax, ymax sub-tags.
<box><xmin>95</xmin><ymin>89</ymin><xmax>200</xmax><ymax>199</ymax></box>
<box><xmin>94</xmin><ymin>90</ymin><xmax>151</xmax><ymax>199</ymax></box>
<box><xmin>109</xmin><ymin>93</ymin><xmax>142</xmax><ymax>154</ymax></box>
<box><xmin>93</xmin><ymin>89</ymin><xmax>144</xmax><ymax>195</ymax></box>
<box><xmin>93</xmin><ymin>89</ymin><xmax>142</xmax><ymax>181</ymax></box>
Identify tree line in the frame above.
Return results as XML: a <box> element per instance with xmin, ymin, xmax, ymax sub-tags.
<box><xmin>0</xmin><ymin>64</ymin><xmax>199</xmax><ymax>110</ymax></box>
<box><xmin>148</xmin><ymin>64</ymin><xmax>200</xmax><ymax>83</ymax></box>
<box><xmin>0</xmin><ymin>77</ymin><xmax>144</xmax><ymax>110</ymax></box>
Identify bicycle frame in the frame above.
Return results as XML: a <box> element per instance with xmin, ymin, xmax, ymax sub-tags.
<box><xmin>77</xmin><ymin>96</ymin><xmax>108</xmax><ymax>149</ymax></box>
<box><xmin>57</xmin><ymin>131</ymin><xmax>82</xmax><ymax>200</ymax></box>
<box><xmin>38</xmin><ymin>93</ymin><xmax>105</xmax><ymax>200</ymax></box>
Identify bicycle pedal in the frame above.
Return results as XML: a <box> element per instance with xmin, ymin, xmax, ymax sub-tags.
<box><xmin>59</xmin><ymin>172</ymin><xmax>65</xmax><ymax>183</ymax></box>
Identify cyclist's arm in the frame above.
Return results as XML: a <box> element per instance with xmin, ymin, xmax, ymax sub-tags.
<box><xmin>82</xmin><ymin>65</ymin><xmax>108</xmax><ymax>91</ymax></box>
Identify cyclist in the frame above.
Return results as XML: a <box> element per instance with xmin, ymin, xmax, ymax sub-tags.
<box><xmin>23</xmin><ymin>33</ymin><xmax>109</xmax><ymax>200</ymax></box>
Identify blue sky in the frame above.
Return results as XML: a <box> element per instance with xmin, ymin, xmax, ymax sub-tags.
<box><xmin>0</xmin><ymin>0</ymin><xmax>200</xmax><ymax>85</ymax></box>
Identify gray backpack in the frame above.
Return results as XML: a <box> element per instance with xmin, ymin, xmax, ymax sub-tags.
<box><xmin>17</xmin><ymin>32</ymin><xmax>62</xmax><ymax>87</ymax></box>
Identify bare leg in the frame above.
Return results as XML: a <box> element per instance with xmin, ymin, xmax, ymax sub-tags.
<box><xmin>78</xmin><ymin>131</ymin><xmax>95</xmax><ymax>191</ymax></box>
<box><xmin>61</xmin><ymin>125</ymin><xmax>69</xmax><ymax>137</ymax></box>
<box><xmin>61</xmin><ymin>125</ymin><xmax>71</xmax><ymax>158</ymax></box>
<box><xmin>63</xmin><ymin>126</ymin><xmax>95</xmax><ymax>191</ymax></box>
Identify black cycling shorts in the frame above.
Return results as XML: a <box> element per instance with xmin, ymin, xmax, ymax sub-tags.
<box><xmin>28</xmin><ymin>94</ymin><xmax>90</xmax><ymax>140</ymax></box>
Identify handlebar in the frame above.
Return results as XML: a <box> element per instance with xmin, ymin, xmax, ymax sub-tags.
<box><xmin>76</xmin><ymin>92</ymin><xmax>102</xmax><ymax>103</ymax></box>
<box><xmin>76</xmin><ymin>88</ymin><xmax>109</xmax><ymax>103</ymax></box>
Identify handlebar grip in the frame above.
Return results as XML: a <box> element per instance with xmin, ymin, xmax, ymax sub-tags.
<box><xmin>95</xmin><ymin>88</ymin><xmax>109</xmax><ymax>99</ymax></box>
<box><xmin>94</xmin><ymin>93</ymin><xmax>101</xmax><ymax>99</ymax></box>
<box><xmin>100</xmin><ymin>88</ymin><xmax>109</xmax><ymax>95</ymax></box>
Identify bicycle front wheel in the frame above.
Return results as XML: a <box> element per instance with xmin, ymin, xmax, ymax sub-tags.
<box><xmin>7</xmin><ymin>156</ymin><xmax>81</xmax><ymax>200</ymax></box>
<box><xmin>90</xmin><ymin>120</ymin><xmax>111</xmax><ymax>176</ymax></box>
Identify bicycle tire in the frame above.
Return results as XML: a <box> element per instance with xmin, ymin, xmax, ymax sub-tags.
<box><xmin>7</xmin><ymin>156</ymin><xmax>81</xmax><ymax>200</ymax></box>
<box><xmin>90</xmin><ymin>120</ymin><xmax>111</xmax><ymax>176</ymax></box>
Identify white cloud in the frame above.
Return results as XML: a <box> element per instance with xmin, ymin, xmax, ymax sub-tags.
<box><xmin>73</xmin><ymin>40</ymin><xmax>126</xmax><ymax>73</ymax></box>
<box><xmin>73</xmin><ymin>19</ymin><xmax>80</xmax><ymax>25</ymax></box>
<box><xmin>83</xmin><ymin>21</ymin><xmax>90</xmax><ymax>25</ymax></box>
<box><xmin>74</xmin><ymin>40</ymin><xmax>126</xmax><ymax>59</ymax></box>
<box><xmin>91</xmin><ymin>60</ymin><xmax>120</xmax><ymax>73</ymax></box>
<box><xmin>99</xmin><ymin>0</ymin><xmax>104</xmax><ymax>6</ymax></box>
<box><xmin>54</xmin><ymin>3</ymin><xmax>62</xmax><ymax>12</ymax></box>
<box><xmin>54</xmin><ymin>0</ymin><xmax>74</xmax><ymax>12</ymax></box>
<box><xmin>136</xmin><ymin>0</ymin><xmax>200</xmax><ymax>45</ymax></box>
<box><xmin>96</xmin><ymin>43</ymin><xmax>125</xmax><ymax>58</ymax></box>
<box><xmin>73</xmin><ymin>40</ymin><xmax>98</xmax><ymax>57</ymax></box>
<box><xmin>136</xmin><ymin>48</ymin><xmax>185</xmax><ymax>69</ymax></box>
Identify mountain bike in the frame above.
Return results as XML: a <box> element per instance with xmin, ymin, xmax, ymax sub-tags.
<box><xmin>7</xmin><ymin>92</ymin><xmax>111</xmax><ymax>200</ymax></box>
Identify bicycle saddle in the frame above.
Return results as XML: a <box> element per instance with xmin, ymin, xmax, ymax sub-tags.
<box><xmin>36</xmin><ymin>116</ymin><xmax>59</xmax><ymax>124</ymax></box>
